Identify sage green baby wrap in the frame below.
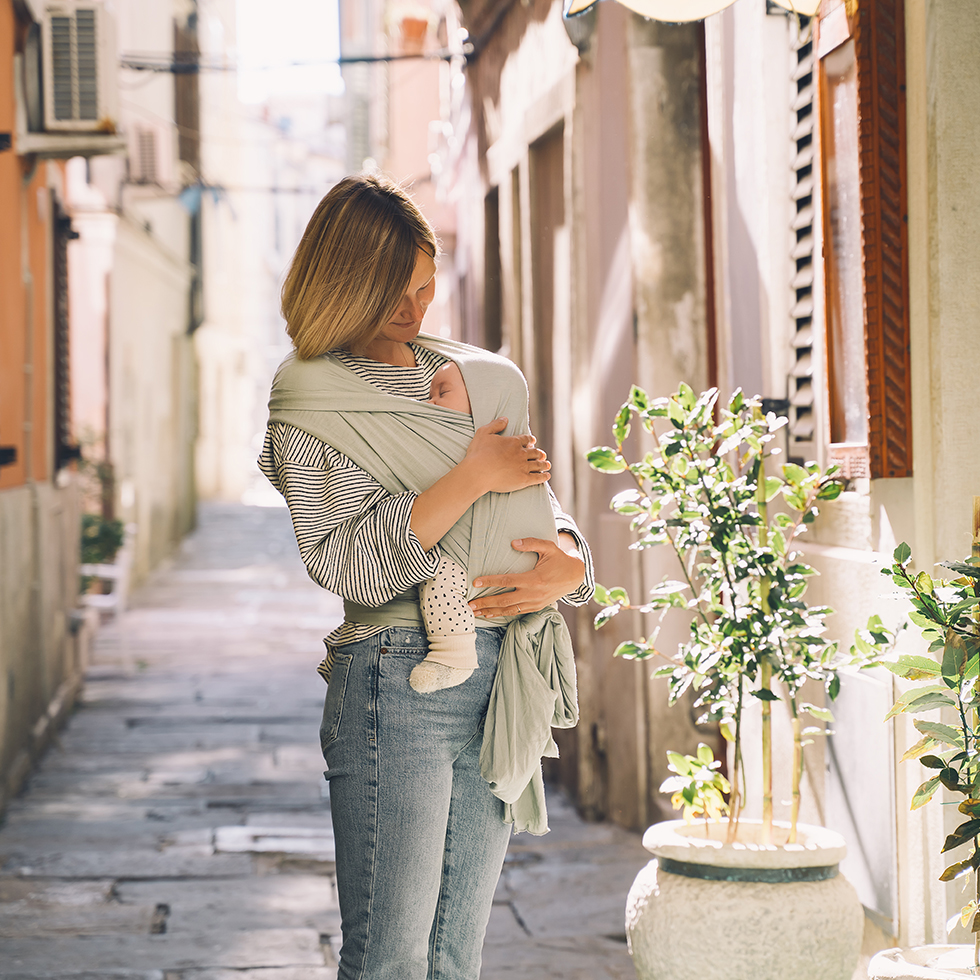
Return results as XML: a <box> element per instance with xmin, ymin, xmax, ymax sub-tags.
<box><xmin>267</xmin><ymin>333</ymin><xmax>579</xmax><ymax>834</ymax></box>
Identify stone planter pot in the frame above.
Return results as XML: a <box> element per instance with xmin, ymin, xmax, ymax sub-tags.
<box><xmin>869</xmin><ymin>946</ymin><xmax>980</xmax><ymax>979</ymax></box>
<box><xmin>625</xmin><ymin>819</ymin><xmax>864</xmax><ymax>980</ymax></box>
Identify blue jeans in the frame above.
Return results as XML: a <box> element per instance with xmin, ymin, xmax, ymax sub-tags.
<box><xmin>321</xmin><ymin>626</ymin><xmax>512</xmax><ymax>980</ymax></box>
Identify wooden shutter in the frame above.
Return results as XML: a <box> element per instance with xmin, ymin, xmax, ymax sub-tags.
<box><xmin>855</xmin><ymin>0</ymin><xmax>912</xmax><ymax>478</ymax></box>
<box><xmin>52</xmin><ymin>197</ymin><xmax>77</xmax><ymax>470</ymax></box>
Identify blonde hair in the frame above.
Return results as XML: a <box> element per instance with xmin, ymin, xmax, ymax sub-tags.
<box><xmin>281</xmin><ymin>174</ymin><xmax>438</xmax><ymax>360</ymax></box>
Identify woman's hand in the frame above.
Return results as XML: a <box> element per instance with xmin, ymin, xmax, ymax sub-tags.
<box><xmin>468</xmin><ymin>534</ymin><xmax>586</xmax><ymax>618</ymax></box>
<box><xmin>464</xmin><ymin>418</ymin><xmax>551</xmax><ymax>494</ymax></box>
<box><xmin>410</xmin><ymin>419</ymin><xmax>550</xmax><ymax>552</ymax></box>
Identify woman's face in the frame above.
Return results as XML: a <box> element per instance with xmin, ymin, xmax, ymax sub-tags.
<box><xmin>375</xmin><ymin>247</ymin><xmax>437</xmax><ymax>347</ymax></box>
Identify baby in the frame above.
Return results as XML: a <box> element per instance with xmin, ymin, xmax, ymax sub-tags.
<box><xmin>410</xmin><ymin>361</ymin><xmax>481</xmax><ymax>694</ymax></box>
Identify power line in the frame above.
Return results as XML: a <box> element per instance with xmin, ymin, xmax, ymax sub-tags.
<box><xmin>120</xmin><ymin>49</ymin><xmax>463</xmax><ymax>74</ymax></box>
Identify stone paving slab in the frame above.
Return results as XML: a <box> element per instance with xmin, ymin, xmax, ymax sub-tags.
<box><xmin>1</xmin><ymin>848</ymin><xmax>255</xmax><ymax>879</ymax></box>
<box><xmin>484</xmin><ymin>790</ymin><xmax>645</xmax><ymax>979</ymax></box>
<box><xmin>176</xmin><ymin>970</ymin><xmax>337</xmax><ymax>980</ymax></box>
<box><xmin>0</xmin><ymin>929</ymin><xmax>327</xmax><ymax>972</ymax></box>
<box><xmin>0</xmin><ymin>879</ymin><xmax>159</xmax><ymax>938</ymax></box>
<box><xmin>0</xmin><ymin>901</ymin><xmax>159</xmax><ymax>938</ymax></box>
<box><xmin>481</xmin><ymin>934</ymin><xmax>638</xmax><ymax>980</ymax></box>
<box><xmin>116</xmin><ymin>876</ymin><xmax>340</xmax><ymax>934</ymax></box>
<box><xmin>3</xmin><ymin>973</ymin><xmax>165</xmax><ymax>980</ymax></box>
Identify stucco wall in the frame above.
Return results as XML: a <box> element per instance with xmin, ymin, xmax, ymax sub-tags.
<box><xmin>0</xmin><ymin>480</ymin><xmax>91</xmax><ymax>812</ymax></box>
<box><xmin>455</xmin><ymin>0</ymin><xmax>713</xmax><ymax>829</ymax></box>
<box><xmin>109</xmin><ymin>217</ymin><xmax>197</xmax><ymax>582</ymax></box>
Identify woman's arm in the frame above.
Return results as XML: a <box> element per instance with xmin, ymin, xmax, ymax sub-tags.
<box><xmin>261</xmin><ymin>419</ymin><xmax>552</xmax><ymax>605</ymax></box>
<box><xmin>409</xmin><ymin>417</ymin><xmax>551</xmax><ymax>551</ymax></box>
<box><xmin>467</xmin><ymin>537</ymin><xmax>587</xmax><ymax>619</ymax></box>
<box><xmin>466</xmin><ymin>489</ymin><xmax>595</xmax><ymax>619</ymax></box>
<box><xmin>548</xmin><ymin>486</ymin><xmax>596</xmax><ymax>605</ymax></box>
<box><xmin>262</xmin><ymin>423</ymin><xmax>441</xmax><ymax>605</ymax></box>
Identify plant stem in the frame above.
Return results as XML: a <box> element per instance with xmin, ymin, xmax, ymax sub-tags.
<box><xmin>790</xmin><ymin>694</ymin><xmax>801</xmax><ymax>843</ymax></box>
<box><xmin>757</xmin><ymin>462</ymin><xmax>774</xmax><ymax>845</ymax></box>
<box><xmin>974</xmin><ymin>862</ymin><xmax>979</xmax><ymax>970</ymax></box>
<box><xmin>761</xmin><ymin>656</ymin><xmax>773</xmax><ymax>844</ymax></box>
<box><xmin>662</xmin><ymin>525</ymin><xmax>711</xmax><ymax>627</ymax></box>
<box><xmin>973</xmin><ymin>844</ymin><xmax>980</xmax><ymax>971</ymax></box>
<box><xmin>728</xmin><ymin>676</ymin><xmax>744</xmax><ymax>843</ymax></box>
<box><xmin>623</xmin><ymin>459</ymin><xmax>710</xmax><ymax>628</ymax></box>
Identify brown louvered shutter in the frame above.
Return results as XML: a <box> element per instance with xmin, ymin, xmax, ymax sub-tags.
<box><xmin>854</xmin><ymin>0</ymin><xmax>911</xmax><ymax>478</ymax></box>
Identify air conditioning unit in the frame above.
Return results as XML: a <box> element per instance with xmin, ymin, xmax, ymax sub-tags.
<box><xmin>40</xmin><ymin>2</ymin><xmax>118</xmax><ymax>133</ymax></box>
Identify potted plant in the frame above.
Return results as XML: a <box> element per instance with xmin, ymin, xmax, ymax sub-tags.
<box><xmin>859</xmin><ymin>543</ymin><xmax>980</xmax><ymax>979</ymax></box>
<box><xmin>588</xmin><ymin>383</ymin><xmax>864</xmax><ymax>980</ymax></box>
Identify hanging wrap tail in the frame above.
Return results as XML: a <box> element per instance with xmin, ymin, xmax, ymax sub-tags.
<box><xmin>266</xmin><ymin>334</ymin><xmax>578</xmax><ymax>834</ymax></box>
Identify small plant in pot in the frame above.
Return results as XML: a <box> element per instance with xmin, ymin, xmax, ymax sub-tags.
<box><xmin>859</xmin><ymin>543</ymin><xmax>980</xmax><ymax>979</ymax></box>
<box><xmin>588</xmin><ymin>383</ymin><xmax>864</xmax><ymax>980</ymax></box>
<box><xmin>80</xmin><ymin>512</ymin><xmax>125</xmax><ymax>594</ymax></box>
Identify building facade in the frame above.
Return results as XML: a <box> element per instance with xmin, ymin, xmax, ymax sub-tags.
<box><xmin>447</xmin><ymin>0</ymin><xmax>980</xmax><ymax>957</ymax></box>
<box><xmin>1</xmin><ymin>0</ymin><xmax>206</xmax><ymax>809</ymax></box>
<box><xmin>67</xmin><ymin>0</ymin><xmax>200</xmax><ymax>582</ymax></box>
<box><xmin>0</xmin><ymin>0</ymin><xmax>124</xmax><ymax>809</ymax></box>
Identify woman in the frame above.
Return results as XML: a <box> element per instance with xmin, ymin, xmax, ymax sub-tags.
<box><xmin>259</xmin><ymin>174</ymin><xmax>593</xmax><ymax>980</ymax></box>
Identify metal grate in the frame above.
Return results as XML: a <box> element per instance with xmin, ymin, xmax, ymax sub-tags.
<box><xmin>51</xmin><ymin>16</ymin><xmax>73</xmax><ymax>120</ymax></box>
<box><xmin>50</xmin><ymin>8</ymin><xmax>99</xmax><ymax>122</ymax></box>
<box><xmin>75</xmin><ymin>9</ymin><xmax>98</xmax><ymax>120</ymax></box>
<box><xmin>134</xmin><ymin>128</ymin><xmax>158</xmax><ymax>183</ymax></box>
<box><xmin>788</xmin><ymin>17</ymin><xmax>816</xmax><ymax>459</ymax></box>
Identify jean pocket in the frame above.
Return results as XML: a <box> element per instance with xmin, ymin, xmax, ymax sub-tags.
<box><xmin>382</xmin><ymin>645</ymin><xmax>428</xmax><ymax>660</ymax></box>
<box><xmin>319</xmin><ymin>650</ymin><xmax>354</xmax><ymax>753</ymax></box>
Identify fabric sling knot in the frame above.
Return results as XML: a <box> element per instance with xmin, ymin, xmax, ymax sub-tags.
<box><xmin>267</xmin><ymin>333</ymin><xmax>578</xmax><ymax>834</ymax></box>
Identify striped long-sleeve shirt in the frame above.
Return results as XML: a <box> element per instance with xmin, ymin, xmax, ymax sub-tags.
<box><xmin>258</xmin><ymin>343</ymin><xmax>595</xmax><ymax>674</ymax></box>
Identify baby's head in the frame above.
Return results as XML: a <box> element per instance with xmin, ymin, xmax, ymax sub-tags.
<box><xmin>428</xmin><ymin>362</ymin><xmax>471</xmax><ymax>414</ymax></box>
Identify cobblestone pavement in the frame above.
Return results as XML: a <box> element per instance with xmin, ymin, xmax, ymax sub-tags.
<box><xmin>0</xmin><ymin>503</ymin><xmax>643</xmax><ymax>980</ymax></box>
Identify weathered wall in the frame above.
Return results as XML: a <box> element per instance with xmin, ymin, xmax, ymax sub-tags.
<box><xmin>108</xmin><ymin>217</ymin><xmax>196</xmax><ymax>581</ymax></box>
<box><xmin>70</xmin><ymin>0</ymin><xmax>201</xmax><ymax>579</ymax></box>
<box><xmin>0</xmin><ymin>481</ymin><xmax>93</xmax><ymax>811</ymax></box>
<box><xmin>456</xmin><ymin>0</ymin><xmax>710</xmax><ymax>830</ymax></box>
<box><xmin>788</xmin><ymin>0</ymin><xmax>980</xmax><ymax>949</ymax></box>
<box><xmin>0</xmin><ymin>2</ymin><xmax>93</xmax><ymax>812</ymax></box>
<box><xmin>906</xmin><ymin>0</ymin><xmax>980</xmax><ymax>947</ymax></box>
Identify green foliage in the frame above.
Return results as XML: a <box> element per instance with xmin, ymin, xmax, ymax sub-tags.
<box><xmin>81</xmin><ymin>513</ymin><xmax>124</xmax><ymax>565</ymax></box>
<box><xmin>660</xmin><ymin>743</ymin><xmax>731</xmax><ymax>830</ymax></box>
<box><xmin>587</xmin><ymin>384</ymin><xmax>846</xmax><ymax>836</ymax></box>
<box><xmin>855</xmin><ymin>543</ymin><xmax>980</xmax><ymax>935</ymax></box>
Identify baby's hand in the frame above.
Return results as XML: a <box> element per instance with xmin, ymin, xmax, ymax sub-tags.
<box><xmin>465</xmin><ymin>418</ymin><xmax>551</xmax><ymax>494</ymax></box>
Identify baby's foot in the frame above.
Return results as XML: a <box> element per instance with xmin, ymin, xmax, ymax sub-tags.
<box><xmin>410</xmin><ymin>661</ymin><xmax>475</xmax><ymax>693</ymax></box>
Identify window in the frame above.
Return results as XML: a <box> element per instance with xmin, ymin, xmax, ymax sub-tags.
<box><xmin>484</xmin><ymin>186</ymin><xmax>502</xmax><ymax>352</ymax></box>
<box><xmin>788</xmin><ymin>17</ymin><xmax>817</xmax><ymax>457</ymax></box>
<box><xmin>821</xmin><ymin>40</ymin><xmax>868</xmax><ymax>449</ymax></box>
<box><xmin>528</xmin><ymin>123</ymin><xmax>565</xmax><ymax>463</ymax></box>
<box><xmin>818</xmin><ymin>0</ymin><xmax>911</xmax><ymax>480</ymax></box>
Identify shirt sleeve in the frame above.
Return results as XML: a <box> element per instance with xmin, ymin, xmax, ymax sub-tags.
<box><xmin>259</xmin><ymin>422</ymin><xmax>440</xmax><ymax>605</ymax></box>
<box><xmin>547</xmin><ymin>485</ymin><xmax>596</xmax><ymax>607</ymax></box>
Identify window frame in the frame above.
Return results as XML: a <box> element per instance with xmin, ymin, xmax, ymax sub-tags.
<box><xmin>817</xmin><ymin>0</ymin><xmax>912</xmax><ymax>481</ymax></box>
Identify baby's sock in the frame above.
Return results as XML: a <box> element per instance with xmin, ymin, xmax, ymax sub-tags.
<box><xmin>412</xmin><ymin>558</ymin><xmax>478</xmax><ymax>693</ymax></box>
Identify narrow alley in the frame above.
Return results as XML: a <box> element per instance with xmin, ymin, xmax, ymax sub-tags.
<box><xmin>0</xmin><ymin>503</ymin><xmax>646</xmax><ymax>980</ymax></box>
